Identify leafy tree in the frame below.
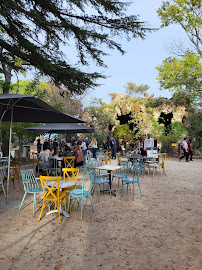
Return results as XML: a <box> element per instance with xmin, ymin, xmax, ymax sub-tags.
<box><xmin>124</xmin><ymin>82</ymin><xmax>149</xmax><ymax>97</ymax></box>
<box><xmin>0</xmin><ymin>0</ymin><xmax>152</xmax><ymax>94</ymax></box>
<box><xmin>157</xmin><ymin>0</ymin><xmax>202</xmax><ymax>56</ymax></box>
<box><xmin>156</xmin><ymin>52</ymin><xmax>202</xmax><ymax>104</ymax></box>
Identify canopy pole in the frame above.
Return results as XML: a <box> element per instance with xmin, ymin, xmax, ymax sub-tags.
<box><xmin>6</xmin><ymin>105</ymin><xmax>13</xmax><ymax>204</ymax></box>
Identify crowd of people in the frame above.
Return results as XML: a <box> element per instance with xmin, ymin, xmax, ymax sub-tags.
<box><xmin>35</xmin><ymin>133</ymin><xmax>193</xmax><ymax>172</ymax></box>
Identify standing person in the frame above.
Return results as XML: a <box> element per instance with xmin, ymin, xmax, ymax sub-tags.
<box><xmin>77</xmin><ymin>137</ymin><xmax>82</xmax><ymax>146</ymax></box>
<box><xmin>43</xmin><ymin>138</ymin><xmax>49</xmax><ymax>151</ymax></box>
<box><xmin>89</xmin><ymin>137</ymin><xmax>98</xmax><ymax>158</ymax></box>
<box><xmin>121</xmin><ymin>141</ymin><xmax>126</xmax><ymax>156</ymax></box>
<box><xmin>157</xmin><ymin>139</ymin><xmax>161</xmax><ymax>152</ymax></box>
<box><xmin>188</xmin><ymin>139</ymin><xmax>193</xmax><ymax>161</ymax></box>
<box><xmin>71</xmin><ymin>136</ymin><xmax>76</xmax><ymax>147</ymax></box>
<box><xmin>144</xmin><ymin>133</ymin><xmax>154</xmax><ymax>152</ymax></box>
<box><xmin>74</xmin><ymin>145</ymin><xmax>84</xmax><ymax>167</ymax></box>
<box><xmin>110</xmin><ymin>136</ymin><xmax>117</xmax><ymax>159</ymax></box>
<box><xmin>179</xmin><ymin>138</ymin><xmax>189</xmax><ymax>162</ymax></box>
<box><xmin>140</xmin><ymin>136</ymin><xmax>145</xmax><ymax>156</ymax></box>
<box><xmin>84</xmin><ymin>137</ymin><xmax>89</xmax><ymax>149</ymax></box>
<box><xmin>81</xmin><ymin>139</ymin><xmax>87</xmax><ymax>156</ymax></box>
<box><xmin>153</xmin><ymin>137</ymin><xmax>157</xmax><ymax>148</ymax></box>
<box><xmin>107</xmin><ymin>136</ymin><xmax>111</xmax><ymax>152</ymax></box>
<box><xmin>102</xmin><ymin>139</ymin><xmax>108</xmax><ymax>152</ymax></box>
<box><xmin>37</xmin><ymin>138</ymin><xmax>42</xmax><ymax>153</ymax></box>
<box><xmin>53</xmin><ymin>138</ymin><xmax>58</xmax><ymax>155</ymax></box>
<box><xmin>134</xmin><ymin>138</ymin><xmax>140</xmax><ymax>154</ymax></box>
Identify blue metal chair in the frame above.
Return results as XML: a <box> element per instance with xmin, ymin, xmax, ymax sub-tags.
<box><xmin>48</xmin><ymin>157</ymin><xmax>62</xmax><ymax>176</ymax></box>
<box><xmin>19</xmin><ymin>169</ymin><xmax>43</xmax><ymax>215</ymax></box>
<box><xmin>121</xmin><ymin>163</ymin><xmax>143</xmax><ymax>200</ymax></box>
<box><xmin>112</xmin><ymin>160</ymin><xmax>130</xmax><ymax>187</ymax></box>
<box><xmin>116</xmin><ymin>153</ymin><xmax>128</xmax><ymax>166</ymax></box>
<box><xmin>78</xmin><ymin>153</ymin><xmax>92</xmax><ymax>176</ymax></box>
<box><xmin>87</xmin><ymin>159</ymin><xmax>112</xmax><ymax>202</ymax></box>
<box><xmin>68</xmin><ymin>170</ymin><xmax>95</xmax><ymax>220</ymax></box>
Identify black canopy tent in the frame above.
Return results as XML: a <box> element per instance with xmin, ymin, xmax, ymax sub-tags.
<box><xmin>26</xmin><ymin>123</ymin><xmax>94</xmax><ymax>134</ymax></box>
<box><xmin>0</xmin><ymin>94</ymin><xmax>85</xmax><ymax>204</ymax></box>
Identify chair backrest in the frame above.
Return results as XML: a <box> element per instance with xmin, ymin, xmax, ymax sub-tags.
<box><xmin>49</xmin><ymin>157</ymin><xmax>57</xmax><ymax>169</ymax></box>
<box><xmin>82</xmin><ymin>170</ymin><xmax>96</xmax><ymax>194</ymax></box>
<box><xmin>84</xmin><ymin>154</ymin><xmax>91</xmax><ymax>166</ymax></box>
<box><xmin>40</xmin><ymin>175</ymin><xmax>62</xmax><ymax>200</ymax></box>
<box><xmin>132</xmin><ymin>163</ymin><xmax>143</xmax><ymax>181</ymax></box>
<box><xmin>104</xmin><ymin>152</ymin><xmax>112</xmax><ymax>161</ymax></box>
<box><xmin>87</xmin><ymin>158</ymin><xmax>100</xmax><ymax>172</ymax></box>
<box><xmin>0</xmin><ymin>166</ymin><xmax>7</xmax><ymax>184</ymax></box>
<box><xmin>64</xmin><ymin>156</ymin><xmax>75</xmax><ymax>168</ymax></box>
<box><xmin>62</xmin><ymin>168</ymin><xmax>79</xmax><ymax>184</ymax></box>
<box><xmin>21</xmin><ymin>169</ymin><xmax>40</xmax><ymax>191</ymax></box>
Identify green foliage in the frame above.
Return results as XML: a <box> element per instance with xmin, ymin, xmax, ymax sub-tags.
<box><xmin>114</xmin><ymin>124</ymin><xmax>133</xmax><ymax>142</ymax></box>
<box><xmin>124</xmin><ymin>82</ymin><xmax>149</xmax><ymax>97</ymax></box>
<box><xmin>0</xmin><ymin>122</ymin><xmax>40</xmax><ymax>146</ymax></box>
<box><xmin>11</xmin><ymin>78</ymin><xmax>48</xmax><ymax>99</ymax></box>
<box><xmin>156</xmin><ymin>52</ymin><xmax>202</xmax><ymax>104</ymax></box>
<box><xmin>150</xmin><ymin>117</ymin><xmax>166</xmax><ymax>137</ymax></box>
<box><xmin>157</xmin><ymin>0</ymin><xmax>202</xmax><ymax>56</ymax></box>
<box><xmin>0</xmin><ymin>0</ymin><xmax>152</xmax><ymax>93</ymax></box>
<box><xmin>159</xmin><ymin>121</ymin><xmax>188</xmax><ymax>151</ymax></box>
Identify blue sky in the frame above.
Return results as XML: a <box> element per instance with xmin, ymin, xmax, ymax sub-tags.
<box><xmin>14</xmin><ymin>0</ymin><xmax>190</xmax><ymax>105</ymax></box>
<box><xmin>83</xmin><ymin>0</ymin><xmax>190</xmax><ymax>104</ymax></box>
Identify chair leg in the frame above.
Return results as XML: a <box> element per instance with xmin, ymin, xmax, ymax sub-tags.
<box><xmin>89</xmin><ymin>195</ymin><xmax>94</xmax><ymax>212</ymax></box>
<box><xmin>121</xmin><ymin>182</ymin><xmax>124</xmax><ymax>197</ymax></box>
<box><xmin>108</xmin><ymin>183</ymin><xmax>112</xmax><ymax>199</ymax></box>
<box><xmin>1</xmin><ymin>183</ymin><xmax>6</xmax><ymax>198</ymax></box>
<box><xmin>138</xmin><ymin>183</ymin><xmax>143</xmax><ymax>197</ymax></box>
<box><xmin>98</xmin><ymin>184</ymin><xmax>100</xmax><ymax>202</ymax></box>
<box><xmin>118</xmin><ymin>177</ymin><xmax>120</xmax><ymax>187</ymax></box>
<box><xmin>80</xmin><ymin>197</ymin><xmax>83</xmax><ymax>220</ymax></box>
<box><xmin>67</xmin><ymin>196</ymin><xmax>71</xmax><ymax>213</ymax></box>
<box><xmin>19</xmin><ymin>192</ymin><xmax>27</xmax><ymax>210</ymax></box>
<box><xmin>57</xmin><ymin>201</ymin><xmax>61</xmax><ymax>224</ymax></box>
<box><xmin>38</xmin><ymin>201</ymin><xmax>45</xmax><ymax>221</ymax></box>
<box><xmin>33</xmin><ymin>193</ymin><xmax>36</xmax><ymax>215</ymax></box>
<box><xmin>127</xmin><ymin>184</ymin><xmax>129</xmax><ymax>195</ymax></box>
<box><xmin>133</xmin><ymin>183</ymin><xmax>134</xmax><ymax>201</ymax></box>
<box><xmin>17</xmin><ymin>178</ymin><xmax>23</xmax><ymax>191</ymax></box>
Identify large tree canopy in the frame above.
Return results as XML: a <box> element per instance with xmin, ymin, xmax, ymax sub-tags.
<box><xmin>0</xmin><ymin>0</ymin><xmax>152</xmax><ymax>94</ymax></box>
<box><xmin>156</xmin><ymin>52</ymin><xmax>202</xmax><ymax>104</ymax></box>
<box><xmin>157</xmin><ymin>0</ymin><xmax>202</xmax><ymax>56</ymax></box>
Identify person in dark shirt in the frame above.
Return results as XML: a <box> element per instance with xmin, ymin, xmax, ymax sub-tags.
<box><xmin>103</xmin><ymin>139</ymin><xmax>108</xmax><ymax>152</ymax></box>
<box><xmin>53</xmin><ymin>138</ymin><xmax>58</xmax><ymax>155</ymax></box>
<box><xmin>37</xmin><ymin>139</ymin><xmax>42</xmax><ymax>153</ymax></box>
<box><xmin>84</xmin><ymin>137</ymin><xmax>89</xmax><ymax>149</ymax></box>
<box><xmin>188</xmin><ymin>139</ymin><xmax>193</xmax><ymax>161</ymax></box>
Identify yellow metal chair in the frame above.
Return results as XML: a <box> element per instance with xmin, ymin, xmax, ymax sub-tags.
<box><xmin>101</xmin><ymin>152</ymin><xmax>112</xmax><ymax>165</ymax></box>
<box><xmin>38</xmin><ymin>176</ymin><xmax>67</xmax><ymax>224</ymax></box>
<box><xmin>29</xmin><ymin>151</ymin><xmax>38</xmax><ymax>165</ymax></box>
<box><xmin>6</xmin><ymin>161</ymin><xmax>23</xmax><ymax>190</ymax></box>
<box><xmin>62</xmin><ymin>168</ymin><xmax>79</xmax><ymax>212</ymax></box>
<box><xmin>64</xmin><ymin>156</ymin><xmax>75</xmax><ymax>168</ymax></box>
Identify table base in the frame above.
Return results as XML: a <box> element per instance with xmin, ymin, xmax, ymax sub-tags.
<box><xmin>46</xmin><ymin>208</ymin><xmax>69</xmax><ymax>218</ymax></box>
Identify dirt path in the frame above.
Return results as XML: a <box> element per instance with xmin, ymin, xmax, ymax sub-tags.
<box><xmin>0</xmin><ymin>158</ymin><xmax>201</xmax><ymax>270</ymax></box>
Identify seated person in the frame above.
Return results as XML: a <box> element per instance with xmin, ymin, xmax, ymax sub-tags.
<box><xmin>37</xmin><ymin>147</ymin><xmax>50</xmax><ymax>173</ymax></box>
<box><xmin>63</xmin><ymin>145</ymin><xmax>74</xmax><ymax>157</ymax></box>
<box><xmin>74</xmin><ymin>145</ymin><xmax>84</xmax><ymax>167</ymax></box>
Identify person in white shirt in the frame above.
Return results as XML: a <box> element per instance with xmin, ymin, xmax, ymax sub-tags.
<box><xmin>144</xmin><ymin>134</ymin><xmax>154</xmax><ymax>150</ymax></box>
<box><xmin>81</xmin><ymin>139</ymin><xmax>87</xmax><ymax>155</ymax></box>
<box><xmin>40</xmin><ymin>148</ymin><xmax>50</xmax><ymax>164</ymax></box>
